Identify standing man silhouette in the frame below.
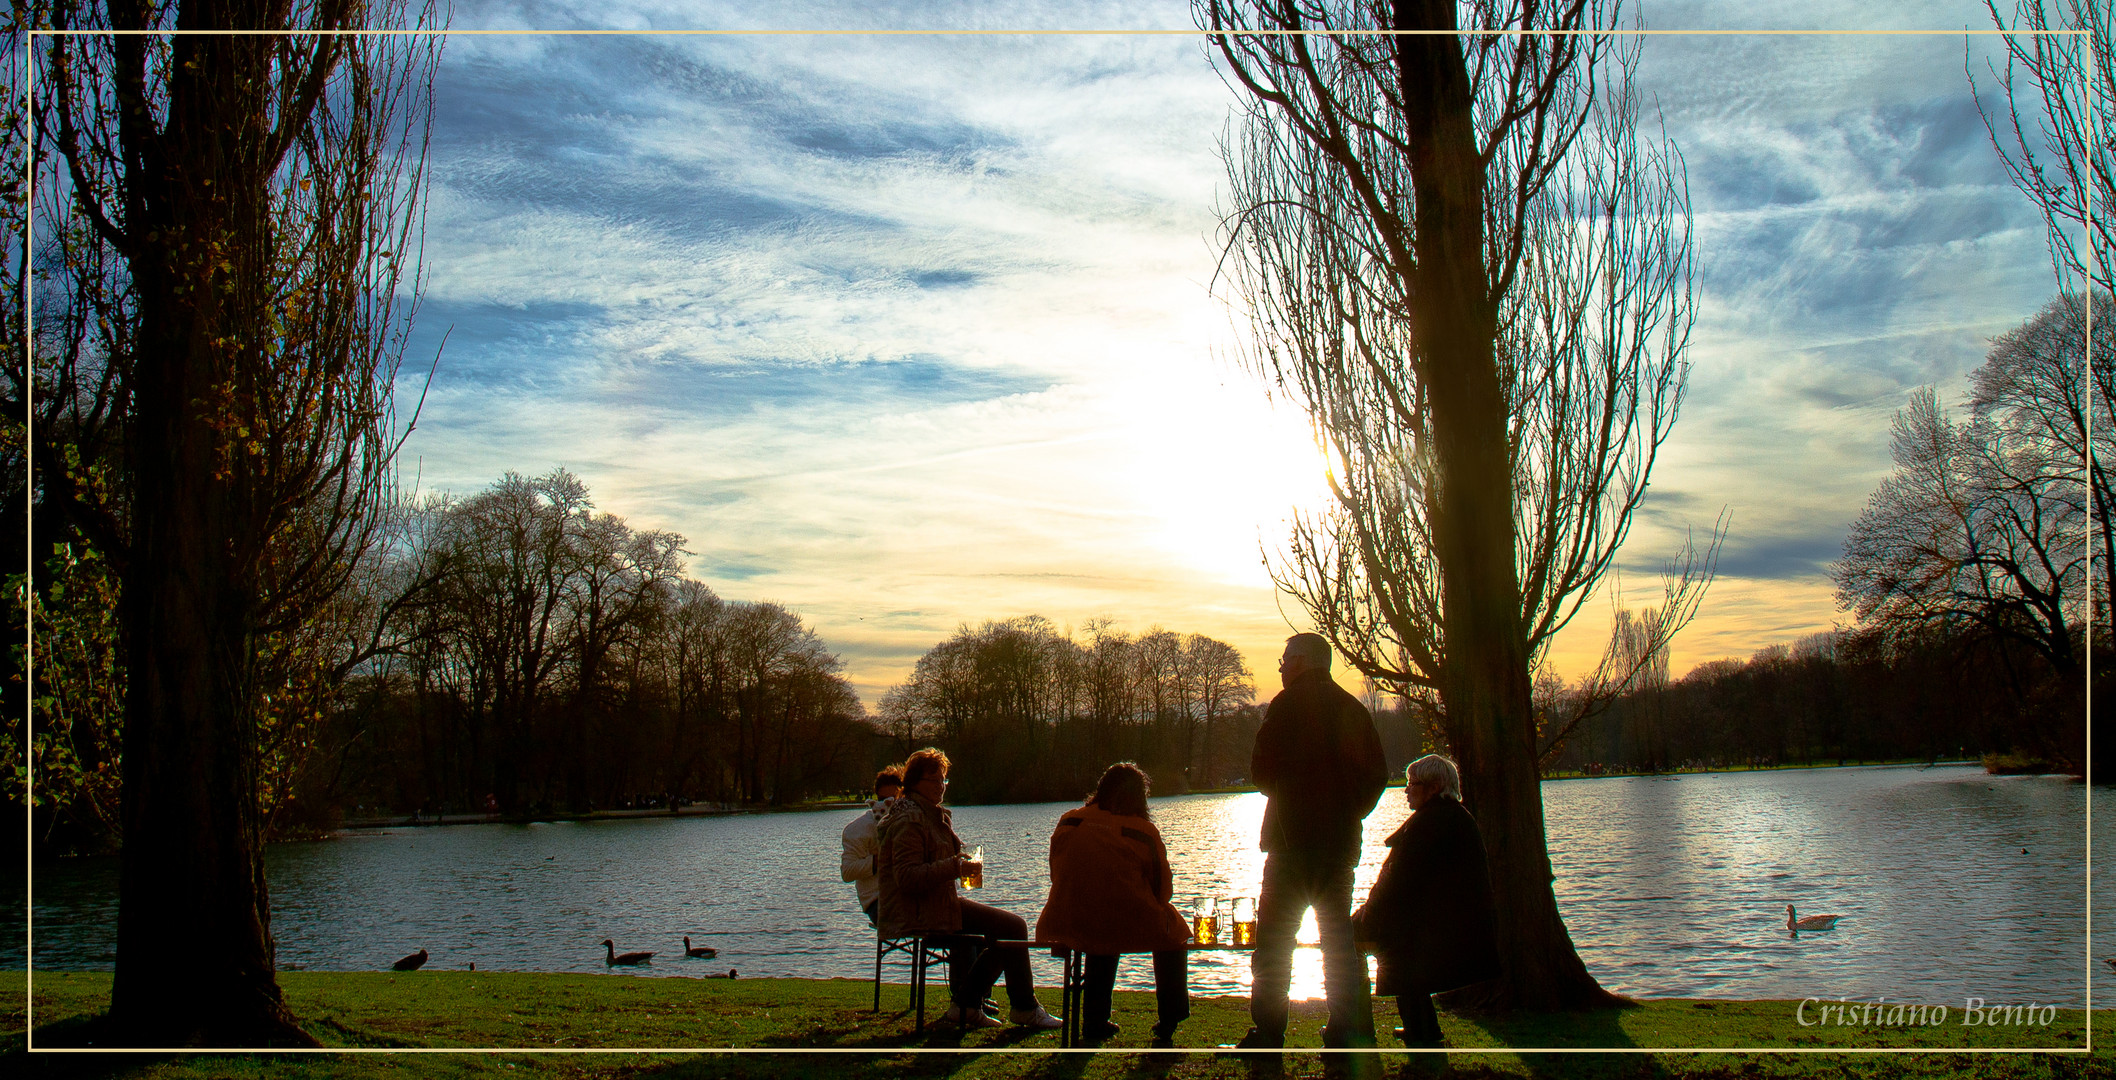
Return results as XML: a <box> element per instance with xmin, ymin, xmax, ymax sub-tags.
<box><xmin>1237</xmin><ymin>632</ymin><xmax>1387</xmax><ymax>1053</ymax></box>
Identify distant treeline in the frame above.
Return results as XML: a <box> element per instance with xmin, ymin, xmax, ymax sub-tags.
<box><xmin>30</xmin><ymin>469</ymin><xmax>885</xmax><ymax>853</ymax></box>
<box><xmin>873</xmin><ymin>617</ymin><xmax>1460</xmax><ymax>804</ymax></box>
<box><xmin>315</xmin><ymin>470</ymin><xmax>883</xmax><ymax>826</ymax></box>
<box><xmin>874</xmin><ymin>617</ymin><xmax>1264</xmax><ymax>804</ymax></box>
<box><xmin>31</xmin><ymin>466</ymin><xmax>2084</xmax><ymax>859</ymax></box>
<box><xmin>1538</xmin><ymin>624</ymin><xmax>2082</xmax><ymax>775</ymax></box>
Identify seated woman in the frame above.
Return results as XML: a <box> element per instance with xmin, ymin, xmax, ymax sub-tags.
<box><xmin>1352</xmin><ymin>754</ymin><xmax>1500</xmax><ymax>1047</ymax></box>
<box><xmin>876</xmin><ymin>747</ymin><xmax>1063</xmax><ymax>1031</ymax></box>
<box><xmin>1035</xmin><ymin>762</ymin><xmax>1191</xmax><ymax>1047</ymax></box>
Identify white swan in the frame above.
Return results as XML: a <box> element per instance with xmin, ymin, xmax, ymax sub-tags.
<box><xmin>1786</xmin><ymin>904</ymin><xmax>1840</xmax><ymax>931</ymax></box>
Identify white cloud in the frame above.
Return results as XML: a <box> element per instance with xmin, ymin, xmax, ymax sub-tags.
<box><xmin>395</xmin><ymin>3</ymin><xmax>2064</xmax><ymax>700</ymax></box>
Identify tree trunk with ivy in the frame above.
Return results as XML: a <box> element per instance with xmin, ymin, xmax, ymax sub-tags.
<box><xmin>41</xmin><ymin>0</ymin><xmax>435</xmax><ymax>1045</ymax></box>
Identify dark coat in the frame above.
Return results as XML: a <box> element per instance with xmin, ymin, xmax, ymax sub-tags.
<box><xmin>1352</xmin><ymin>794</ymin><xmax>1501</xmax><ymax>996</ymax></box>
<box><xmin>1250</xmin><ymin>669</ymin><xmax>1387</xmax><ymax>862</ymax></box>
<box><xmin>1035</xmin><ymin>805</ymin><xmax>1191</xmax><ymax>954</ymax></box>
<box><xmin>875</xmin><ymin>792</ymin><xmax>965</xmax><ymax>938</ymax></box>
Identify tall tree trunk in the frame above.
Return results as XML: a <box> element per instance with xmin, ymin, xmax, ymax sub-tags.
<box><xmin>105</xmin><ymin>23</ymin><xmax>314</xmax><ymax>1047</ymax></box>
<box><xmin>1393</xmin><ymin>0</ymin><xmax>1621</xmax><ymax>1011</ymax></box>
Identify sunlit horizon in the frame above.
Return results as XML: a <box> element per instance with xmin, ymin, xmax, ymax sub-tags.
<box><xmin>392</xmin><ymin>0</ymin><xmax>2056</xmax><ymax>711</ymax></box>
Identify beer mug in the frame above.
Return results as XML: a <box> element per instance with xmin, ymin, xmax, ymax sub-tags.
<box><xmin>959</xmin><ymin>845</ymin><xmax>983</xmax><ymax>890</ymax></box>
<box><xmin>1233</xmin><ymin>896</ymin><xmax>1257</xmax><ymax>946</ymax></box>
<box><xmin>1191</xmin><ymin>897</ymin><xmax>1219</xmax><ymax>945</ymax></box>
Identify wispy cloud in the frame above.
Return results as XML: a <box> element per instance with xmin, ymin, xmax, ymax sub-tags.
<box><xmin>401</xmin><ymin>2</ymin><xmax>2064</xmax><ymax>696</ymax></box>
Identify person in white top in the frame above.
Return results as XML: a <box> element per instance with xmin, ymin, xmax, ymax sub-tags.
<box><xmin>841</xmin><ymin>765</ymin><xmax>905</xmax><ymax>925</ymax></box>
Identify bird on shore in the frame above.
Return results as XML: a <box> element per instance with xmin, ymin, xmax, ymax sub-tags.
<box><xmin>602</xmin><ymin>939</ymin><xmax>654</xmax><ymax>966</ymax></box>
<box><xmin>1786</xmin><ymin>904</ymin><xmax>1840</xmax><ymax>932</ymax></box>
<box><xmin>684</xmin><ymin>936</ymin><xmax>717</xmax><ymax>958</ymax></box>
<box><xmin>393</xmin><ymin>949</ymin><xmax>428</xmax><ymax>971</ymax></box>
<box><xmin>703</xmin><ymin>969</ymin><xmax>737</xmax><ymax>979</ymax></box>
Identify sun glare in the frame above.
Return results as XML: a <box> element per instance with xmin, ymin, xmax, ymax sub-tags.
<box><xmin>1112</xmin><ymin>369</ymin><xmax>1335</xmax><ymax>587</ymax></box>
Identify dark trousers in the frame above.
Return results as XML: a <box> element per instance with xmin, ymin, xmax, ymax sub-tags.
<box><xmin>1397</xmin><ymin>992</ymin><xmax>1442</xmax><ymax>1044</ymax></box>
<box><xmin>1082</xmin><ymin>950</ymin><xmax>1190</xmax><ymax>1033</ymax></box>
<box><xmin>1251</xmin><ymin>850</ymin><xmax>1373</xmax><ymax>1043</ymax></box>
<box><xmin>954</xmin><ymin>897</ymin><xmax>1036</xmax><ymax>1009</ymax></box>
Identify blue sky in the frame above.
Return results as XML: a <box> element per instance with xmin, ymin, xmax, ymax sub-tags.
<box><xmin>395</xmin><ymin>1</ymin><xmax>2061</xmax><ymax>704</ymax></box>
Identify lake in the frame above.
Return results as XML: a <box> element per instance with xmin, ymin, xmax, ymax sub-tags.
<box><xmin>13</xmin><ymin>764</ymin><xmax>2099</xmax><ymax>1007</ymax></box>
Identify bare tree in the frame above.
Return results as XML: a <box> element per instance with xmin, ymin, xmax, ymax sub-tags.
<box><xmin>1202</xmin><ymin>0</ymin><xmax>1710</xmax><ymax>1007</ymax></box>
<box><xmin>1186</xmin><ymin>633</ymin><xmax>1255</xmax><ymax>785</ymax></box>
<box><xmin>1834</xmin><ymin>301</ymin><xmax>2090</xmax><ymax>771</ymax></box>
<box><xmin>34</xmin><ymin>0</ymin><xmax>438</xmax><ymax>1044</ymax></box>
<box><xmin>561</xmin><ymin>510</ymin><xmax>684</xmax><ymax>805</ymax></box>
<box><xmin>435</xmin><ymin>470</ymin><xmax>592</xmax><ymax>813</ymax></box>
<box><xmin>1972</xmin><ymin>1</ymin><xmax>2112</xmax><ymax>668</ymax></box>
<box><xmin>1973</xmin><ymin>0</ymin><xmax>2112</xmax><ymax>299</ymax></box>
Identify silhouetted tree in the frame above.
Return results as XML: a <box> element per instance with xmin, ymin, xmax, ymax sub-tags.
<box><xmin>1974</xmin><ymin>0</ymin><xmax>2110</xmax><ymax>300</ymax></box>
<box><xmin>1833</xmin><ymin>302</ymin><xmax>2088</xmax><ymax>770</ymax></box>
<box><xmin>1202</xmin><ymin>0</ymin><xmax>1707</xmax><ymax>1007</ymax></box>
<box><xmin>36</xmin><ymin>0</ymin><xmax>438</xmax><ymax>1045</ymax></box>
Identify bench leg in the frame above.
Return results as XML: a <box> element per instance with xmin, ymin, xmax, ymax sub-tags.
<box><xmin>912</xmin><ymin>943</ymin><xmax>927</xmax><ymax>1032</ymax></box>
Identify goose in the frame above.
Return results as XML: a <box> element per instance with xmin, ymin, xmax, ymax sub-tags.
<box><xmin>602</xmin><ymin>939</ymin><xmax>654</xmax><ymax>966</ymax></box>
<box><xmin>684</xmin><ymin>936</ymin><xmax>717</xmax><ymax>959</ymax></box>
<box><xmin>1785</xmin><ymin>904</ymin><xmax>1840</xmax><ymax>932</ymax></box>
<box><xmin>703</xmin><ymin>968</ymin><xmax>737</xmax><ymax>979</ymax></box>
<box><xmin>392</xmin><ymin>949</ymin><xmax>428</xmax><ymax>971</ymax></box>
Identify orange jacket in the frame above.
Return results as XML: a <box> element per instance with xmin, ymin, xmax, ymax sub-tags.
<box><xmin>1035</xmin><ymin>804</ymin><xmax>1191</xmax><ymax>954</ymax></box>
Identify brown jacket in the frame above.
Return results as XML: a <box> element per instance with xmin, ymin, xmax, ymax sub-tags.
<box><xmin>1251</xmin><ymin>668</ymin><xmax>1387</xmax><ymax>861</ymax></box>
<box><xmin>1035</xmin><ymin>805</ymin><xmax>1191</xmax><ymax>954</ymax></box>
<box><xmin>875</xmin><ymin>792</ymin><xmax>965</xmax><ymax>938</ymax></box>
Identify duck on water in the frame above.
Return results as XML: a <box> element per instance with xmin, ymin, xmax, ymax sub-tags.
<box><xmin>1786</xmin><ymin>904</ymin><xmax>1840</xmax><ymax>932</ymax></box>
<box><xmin>602</xmin><ymin>939</ymin><xmax>654</xmax><ymax>965</ymax></box>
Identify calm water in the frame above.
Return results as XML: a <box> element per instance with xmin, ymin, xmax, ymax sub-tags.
<box><xmin>13</xmin><ymin>765</ymin><xmax>2101</xmax><ymax>1006</ymax></box>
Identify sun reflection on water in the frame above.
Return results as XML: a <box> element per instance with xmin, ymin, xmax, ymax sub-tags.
<box><xmin>1153</xmin><ymin>790</ymin><xmax>1412</xmax><ymax>999</ymax></box>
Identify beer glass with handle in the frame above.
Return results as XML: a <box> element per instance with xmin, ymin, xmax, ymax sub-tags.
<box><xmin>1191</xmin><ymin>897</ymin><xmax>1218</xmax><ymax>945</ymax></box>
<box><xmin>1233</xmin><ymin>896</ymin><xmax>1256</xmax><ymax>946</ymax></box>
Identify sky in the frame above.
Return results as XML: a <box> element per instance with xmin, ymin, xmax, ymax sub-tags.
<box><xmin>394</xmin><ymin>0</ymin><xmax>2064</xmax><ymax>706</ymax></box>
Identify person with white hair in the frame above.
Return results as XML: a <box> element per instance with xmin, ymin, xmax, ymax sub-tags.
<box><xmin>1352</xmin><ymin>753</ymin><xmax>1501</xmax><ymax>1047</ymax></box>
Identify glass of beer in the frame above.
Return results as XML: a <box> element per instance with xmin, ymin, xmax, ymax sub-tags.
<box><xmin>1233</xmin><ymin>896</ymin><xmax>1257</xmax><ymax>946</ymax></box>
<box><xmin>1192</xmin><ymin>898</ymin><xmax>1219</xmax><ymax>945</ymax></box>
<box><xmin>959</xmin><ymin>845</ymin><xmax>983</xmax><ymax>890</ymax></box>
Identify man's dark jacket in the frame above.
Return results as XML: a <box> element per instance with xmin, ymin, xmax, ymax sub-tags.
<box><xmin>1250</xmin><ymin>668</ymin><xmax>1387</xmax><ymax>862</ymax></box>
<box><xmin>1352</xmin><ymin>794</ymin><xmax>1502</xmax><ymax>996</ymax></box>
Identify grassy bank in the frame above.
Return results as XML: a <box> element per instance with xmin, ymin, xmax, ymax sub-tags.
<box><xmin>7</xmin><ymin>971</ymin><xmax>2103</xmax><ymax>1079</ymax></box>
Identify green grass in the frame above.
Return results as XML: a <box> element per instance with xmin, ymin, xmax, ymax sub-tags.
<box><xmin>6</xmin><ymin>971</ymin><xmax>2105</xmax><ymax>1080</ymax></box>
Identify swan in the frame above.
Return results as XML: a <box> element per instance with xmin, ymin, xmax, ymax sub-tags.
<box><xmin>392</xmin><ymin>949</ymin><xmax>428</xmax><ymax>971</ymax></box>
<box><xmin>684</xmin><ymin>936</ymin><xmax>717</xmax><ymax>958</ymax></box>
<box><xmin>1785</xmin><ymin>904</ymin><xmax>1840</xmax><ymax>931</ymax></box>
<box><xmin>602</xmin><ymin>939</ymin><xmax>654</xmax><ymax>965</ymax></box>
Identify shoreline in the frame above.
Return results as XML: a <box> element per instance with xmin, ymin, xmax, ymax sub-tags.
<box><xmin>329</xmin><ymin>759</ymin><xmax>1994</xmax><ymax>833</ymax></box>
<box><xmin>12</xmin><ymin>970</ymin><xmax>2101</xmax><ymax>1051</ymax></box>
